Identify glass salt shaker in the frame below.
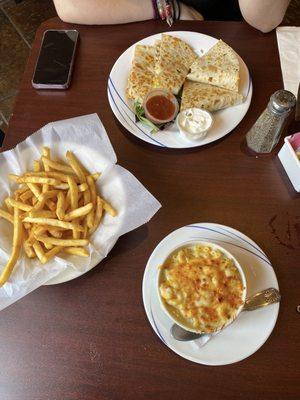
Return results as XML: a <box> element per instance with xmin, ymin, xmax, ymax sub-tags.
<box><xmin>246</xmin><ymin>90</ymin><xmax>296</xmax><ymax>153</ymax></box>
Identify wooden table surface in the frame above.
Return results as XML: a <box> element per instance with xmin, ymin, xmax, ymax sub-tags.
<box><xmin>1</xmin><ymin>18</ymin><xmax>300</xmax><ymax>400</ymax></box>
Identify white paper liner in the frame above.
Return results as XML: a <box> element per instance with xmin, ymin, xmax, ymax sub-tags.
<box><xmin>0</xmin><ymin>113</ymin><xmax>161</xmax><ymax>310</ymax></box>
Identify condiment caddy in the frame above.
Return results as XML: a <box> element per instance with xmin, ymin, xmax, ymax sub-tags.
<box><xmin>278</xmin><ymin>132</ymin><xmax>300</xmax><ymax>192</ymax></box>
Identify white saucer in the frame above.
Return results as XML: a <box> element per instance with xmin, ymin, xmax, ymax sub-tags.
<box><xmin>142</xmin><ymin>223</ymin><xmax>279</xmax><ymax>366</ymax></box>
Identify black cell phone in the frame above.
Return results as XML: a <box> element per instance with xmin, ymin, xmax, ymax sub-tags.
<box><xmin>32</xmin><ymin>30</ymin><xmax>79</xmax><ymax>89</ymax></box>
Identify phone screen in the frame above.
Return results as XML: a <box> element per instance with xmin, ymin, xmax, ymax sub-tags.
<box><xmin>32</xmin><ymin>30</ymin><xmax>78</xmax><ymax>87</ymax></box>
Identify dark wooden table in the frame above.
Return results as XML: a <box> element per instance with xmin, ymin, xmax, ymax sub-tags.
<box><xmin>1</xmin><ymin>18</ymin><xmax>300</xmax><ymax>400</ymax></box>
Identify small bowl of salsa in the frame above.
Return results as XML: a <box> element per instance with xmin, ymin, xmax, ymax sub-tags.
<box><xmin>143</xmin><ymin>89</ymin><xmax>179</xmax><ymax>125</ymax></box>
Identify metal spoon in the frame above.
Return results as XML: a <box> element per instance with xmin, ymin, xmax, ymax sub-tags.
<box><xmin>171</xmin><ymin>288</ymin><xmax>281</xmax><ymax>342</ymax></box>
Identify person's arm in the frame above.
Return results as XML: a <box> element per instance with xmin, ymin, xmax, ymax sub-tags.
<box><xmin>52</xmin><ymin>0</ymin><xmax>203</xmax><ymax>25</ymax></box>
<box><xmin>239</xmin><ymin>0</ymin><xmax>290</xmax><ymax>33</ymax></box>
<box><xmin>53</xmin><ymin>0</ymin><xmax>153</xmax><ymax>25</ymax></box>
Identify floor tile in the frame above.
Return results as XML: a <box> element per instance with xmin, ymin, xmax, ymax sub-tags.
<box><xmin>1</xmin><ymin>0</ymin><xmax>56</xmax><ymax>45</ymax></box>
<box><xmin>283</xmin><ymin>0</ymin><xmax>300</xmax><ymax>24</ymax></box>
<box><xmin>0</xmin><ymin>94</ymin><xmax>16</xmax><ymax>124</ymax></box>
<box><xmin>0</xmin><ymin>9</ymin><xmax>29</xmax><ymax>100</ymax></box>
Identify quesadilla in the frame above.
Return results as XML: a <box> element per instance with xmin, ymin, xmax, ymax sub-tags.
<box><xmin>158</xmin><ymin>34</ymin><xmax>198</xmax><ymax>71</ymax></box>
<box><xmin>187</xmin><ymin>40</ymin><xmax>240</xmax><ymax>92</ymax></box>
<box><xmin>153</xmin><ymin>62</ymin><xmax>189</xmax><ymax>95</ymax></box>
<box><xmin>154</xmin><ymin>40</ymin><xmax>161</xmax><ymax>75</ymax></box>
<box><xmin>126</xmin><ymin>44</ymin><xmax>156</xmax><ymax>103</ymax></box>
<box><xmin>181</xmin><ymin>80</ymin><xmax>244</xmax><ymax>112</ymax></box>
<box><xmin>154</xmin><ymin>34</ymin><xmax>197</xmax><ymax>95</ymax></box>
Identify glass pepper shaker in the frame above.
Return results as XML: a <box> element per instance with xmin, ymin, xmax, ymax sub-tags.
<box><xmin>246</xmin><ymin>90</ymin><xmax>296</xmax><ymax>153</ymax></box>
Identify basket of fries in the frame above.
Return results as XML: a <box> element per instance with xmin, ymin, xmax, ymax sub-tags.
<box><xmin>0</xmin><ymin>114</ymin><xmax>160</xmax><ymax>308</ymax></box>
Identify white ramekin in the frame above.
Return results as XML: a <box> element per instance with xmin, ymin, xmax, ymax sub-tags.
<box><xmin>176</xmin><ymin>108</ymin><xmax>213</xmax><ymax>141</ymax></box>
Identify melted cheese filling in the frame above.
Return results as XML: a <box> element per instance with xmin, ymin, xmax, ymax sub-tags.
<box><xmin>159</xmin><ymin>244</ymin><xmax>244</xmax><ymax>333</ymax></box>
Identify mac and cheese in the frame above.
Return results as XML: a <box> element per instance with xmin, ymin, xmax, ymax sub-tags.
<box><xmin>159</xmin><ymin>244</ymin><xmax>245</xmax><ymax>333</ymax></box>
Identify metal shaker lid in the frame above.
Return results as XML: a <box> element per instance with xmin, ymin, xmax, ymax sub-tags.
<box><xmin>270</xmin><ymin>90</ymin><xmax>296</xmax><ymax>113</ymax></box>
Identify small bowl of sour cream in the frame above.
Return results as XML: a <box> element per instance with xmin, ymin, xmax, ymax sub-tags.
<box><xmin>176</xmin><ymin>108</ymin><xmax>213</xmax><ymax>141</ymax></box>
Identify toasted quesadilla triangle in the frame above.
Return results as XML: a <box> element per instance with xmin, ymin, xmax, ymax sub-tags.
<box><xmin>126</xmin><ymin>44</ymin><xmax>156</xmax><ymax>103</ymax></box>
<box><xmin>187</xmin><ymin>40</ymin><xmax>240</xmax><ymax>92</ymax></box>
<box><xmin>181</xmin><ymin>81</ymin><xmax>244</xmax><ymax>112</ymax></box>
<box><xmin>154</xmin><ymin>34</ymin><xmax>197</xmax><ymax>95</ymax></box>
<box><xmin>160</xmin><ymin>34</ymin><xmax>198</xmax><ymax>70</ymax></box>
<box><xmin>154</xmin><ymin>60</ymin><xmax>189</xmax><ymax>95</ymax></box>
<box><xmin>132</xmin><ymin>45</ymin><xmax>156</xmax><ymax>73</ymax></box>
<box><xmin>126</xmin><ymin>70</ymin><xmax>154</xmax><ymax>103</ymax></box>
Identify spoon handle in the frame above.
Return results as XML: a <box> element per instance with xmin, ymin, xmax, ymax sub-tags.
<box><xmin>170</xmin><ymin>288</ymin><xmax>281</xmax><ymax>342</ymax></box>
<box><xmin>243</xmin><ymin>288</ymin><xmax>281</xmax><ymax>311</ymax></box>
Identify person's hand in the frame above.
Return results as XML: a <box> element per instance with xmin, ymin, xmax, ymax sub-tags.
<box><xmin>180</xmin><ymin>3</ymin><xmax>204</xmax><ymax>20</ymax></box>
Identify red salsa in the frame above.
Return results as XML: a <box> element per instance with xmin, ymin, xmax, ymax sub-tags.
<box><xmin>145</xmin><ymin>95</ymin><xmax>176</xmax><ymax>121</ymax></box>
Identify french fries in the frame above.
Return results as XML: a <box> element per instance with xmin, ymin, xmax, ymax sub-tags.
<box><xmin>36</xmin><ymin>236</ymin><xmax>89</xmax><ymax>247</ymax></box>
<box><xmin>56</xmin><ymin>191</ymin><xmax>65</xmax><ymax>221</ymax></box>
<box><xmin>22</xmin><ymin>217</ymin><xmax>84</xmax><ymax>232</ymax></box>
<box><xmin>0</xmin><ymin>147</ymin><xmax>117</xmax><ymax>286</ymax></box>
<box><xmin>89</xmin><ymin>197</ymin><xmax>103</xmax><ymax>235</ymax></box>
<box><xmin>67</xmin><ymin>176</ymin><xmax>78</xmax><ymax>210</ymax></box>
<box><xmin>102</xmin><ymin>199</ymin><xmax>117</xmax><ymax>217</ymax></box>
<box><xmin>33</xmin><ymin>160</ymin><xmax>41</xmax><ymax>172</ymax></box>
<box><xmin>66</xmin><ymin>151</ymin><xmax>86</xmax><ymax>182</ymax></box>
<box><xmin>33</xmin><ymin>240</ymin><xmax>46</xmax><ymax>263</ymax></box>
<box><xmin>0</xmin><ymin>209</ymin><xmax>14</xmax><ymax>224</ymax></box>
<box><xmin>7</xmin><ymin>198</ymin><xmax>32</xmax><ymax>212</ymax></box>
<box><xmin>41</xmin><ymin>156</ymin><xmax>74</xmax><ymax>174</ymax></box>
<box><xmin>28</xmin><ymin>210</ymin><xmax>57</xmax><ymax>219</ymax></box>
<box><xmin>64</xmin><ymin>203</ymin><xmax>93</xmax><ymax>222</ymax></box>
<box><xmin>0</xmin><ymin>208</ymin><xmax>23</xmax><ymax>286</ymax></box>
<box><xmin>42</xmin><ymin>246</ymin><xmax>62</xmax><ymax>264</ymax></box>
<box><xmin>9</xmin><ymin>174</ymin><xmax>61</xmax><ymax>186</ymax></box>
<box><xmin>64</xmin><ymin>247</ymin><xmax>89</xmax><ymax>257</ymax></box>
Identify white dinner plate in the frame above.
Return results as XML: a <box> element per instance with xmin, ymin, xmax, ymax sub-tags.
<box><xmin>142</xmin><ymin>223</ymin><xmax>279</xmax><ymax>365</ymax></box>
<box><xmin>108</xmin><ymin>31</ymin><xmax>252</xmax><ymax>149</ymax></box>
